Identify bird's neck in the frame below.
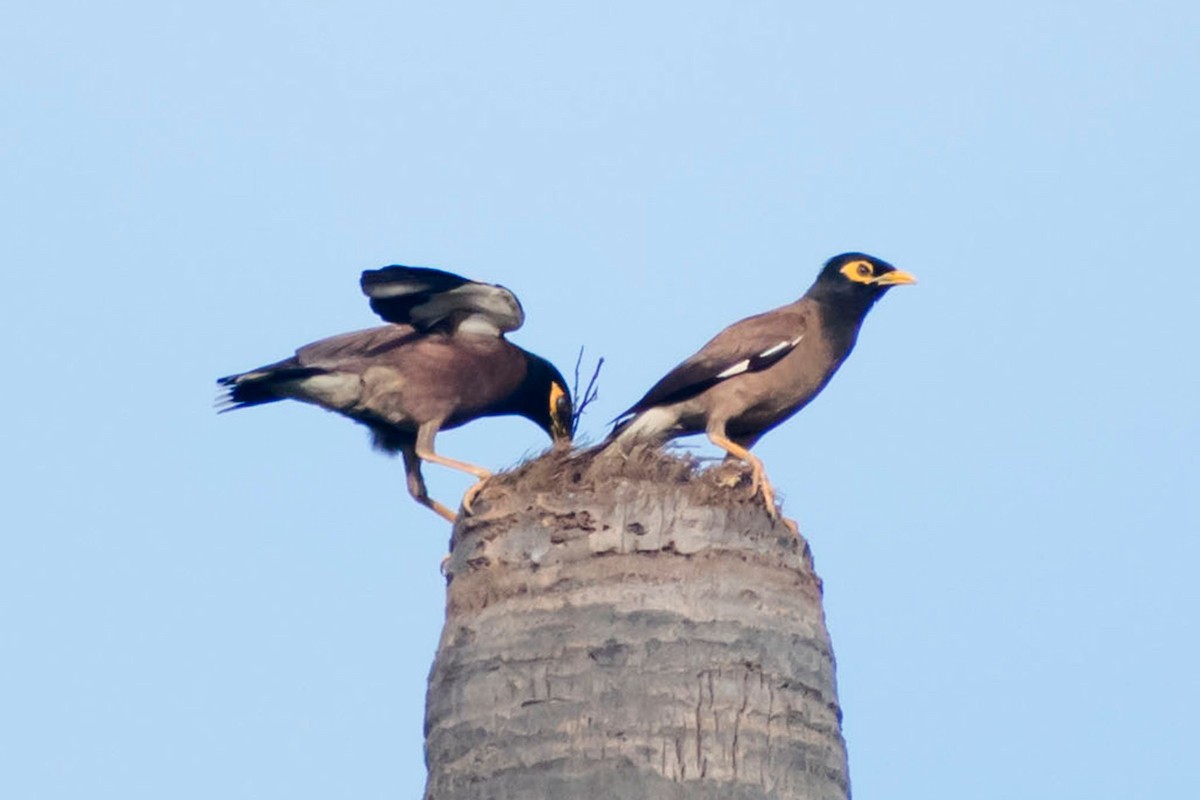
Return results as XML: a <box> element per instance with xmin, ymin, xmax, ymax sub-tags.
<box><xmin>808</xmin><ymin>290</ymin><xmax>877</xmax><ymax>353</ymax></box>
<box><xmin>501</xmin><ymin>353</ymin><xmax>556</xmax><ymax>436</ymax></box>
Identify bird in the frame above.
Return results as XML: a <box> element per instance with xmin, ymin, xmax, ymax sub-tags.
<box><xmin>606</xmin><ymin>252</ymin><xmax>915</xmax><ymax>518</ymax></box>
<box><xmin>217</xmin><ymin>265</ymin><xmax>574</xmax><ymax>523</ymax></box>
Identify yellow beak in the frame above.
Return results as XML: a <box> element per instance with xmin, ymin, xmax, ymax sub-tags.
<box><xmin>873</xmin><ymin>269</ymin><xmax>918</xmax><ymax>286</ymax></box>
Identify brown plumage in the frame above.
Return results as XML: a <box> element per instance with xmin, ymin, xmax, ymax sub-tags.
<box><xmin>608</xmin><ymin>252</ymin><xmax>916</xmax><ymax>519</ymax></box>
<box><xmin>218</xmin><ymin>266</ymin><xmax>574</xmax><ymax>523</ymax></box>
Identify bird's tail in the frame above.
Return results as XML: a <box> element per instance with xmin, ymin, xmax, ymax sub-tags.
<box><xmin>214</xmin><ymin>365</ymin><xmax>326</xmax><ymax>413</ymax></box>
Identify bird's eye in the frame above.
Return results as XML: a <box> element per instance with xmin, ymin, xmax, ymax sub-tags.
<box><xmin>549</xmin><ymin>382</ymin><xmax>567</xmax><ymax>416</ymax></box>
<box><xmin>856</xmin><ymin>263</ymin><xmax>872</xmax><ymax>277</ymax></box>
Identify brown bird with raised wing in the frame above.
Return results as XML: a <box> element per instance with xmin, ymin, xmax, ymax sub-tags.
<box><xmin>218</xmin><ymin>266</ymin><xmax>574</xmax><ymax>522</ymax></box>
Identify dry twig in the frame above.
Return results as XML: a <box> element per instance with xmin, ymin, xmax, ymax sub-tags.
<box><xmin>570</xmin><ymin>347</ymin><xmax>604</xmax><ymax>435</ymax></box>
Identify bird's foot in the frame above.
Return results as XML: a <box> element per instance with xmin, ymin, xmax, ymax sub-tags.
<box><xmin>762</xmin><ymin>495</ymin><xmax>780</xmax><ymax>520</ymax></box>
<box><xmin>460</xmin><ymin>476</ymin><xmax>491</xmax><ymax>515</ymax></box>
<box><xmin>750</xmin><ymin>467</ymin><xmax>780</xmax><ymax>520</ymax></box>
<box><xmin>715</xmin><ymin>461</ymin><xmax>779</xmax><ymax>518</ymax></box>
<box><xmin>756</xmin><ymin>482</ymin><xmax>800</xmax><ymax>536</ymax></box>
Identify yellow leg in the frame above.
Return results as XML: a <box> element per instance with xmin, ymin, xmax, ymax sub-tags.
<box><xmin>414</xmin><ymin>447</ymin><xmax>493</xmax><ymax>515</ymax></box>
<box><xmin>402</xmin><ymin>447</ymin><xmax>458</xmax><ymax>523</ymax></box>
<box><xmin>707</xmin><ymin>431</ymin><xmax>778</xmax><ymax>519</ymax></box>
<box><xmin>419</xmin><ymin>494</ymin><xmax>458</xmax><ymax>523</ymax></box>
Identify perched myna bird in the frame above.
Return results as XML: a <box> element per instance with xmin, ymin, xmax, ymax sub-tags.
<box><xmin>608</xmin><ymin>252</ymin><xmax>915</xmax><ymax>517</ymax></box>
<box><xmin>217</xmin><ymin>266</ymin><xmax>574</xmax><ymax>522</ymax></box>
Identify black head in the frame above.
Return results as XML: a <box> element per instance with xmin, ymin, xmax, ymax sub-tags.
<box><xmin>519</xmin><ymin>353</ymin><xmax>575</xmax><ymax>445</ymax></box>
<box><xmin>806</xmin><ymin>252</ymin><xmax>917</xmax><ymax>316</ymax></box>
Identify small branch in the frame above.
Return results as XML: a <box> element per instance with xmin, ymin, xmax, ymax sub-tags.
<box><xmin>571</xmin><ymin>347</ymin><xmax>604</xmax><ymax>434</ymax></box>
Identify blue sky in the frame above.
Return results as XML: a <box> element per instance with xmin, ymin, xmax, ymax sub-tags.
<box><xmin>3</xmin><ymin>2</ymin><xmax>1198</xmax><ymax>797</ymax></box>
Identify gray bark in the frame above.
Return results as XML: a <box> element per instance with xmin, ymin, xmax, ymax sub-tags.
<box><xmin>424</xmin><ymin>450</ymin><xmax>849</xmax><ymax>799</ymax></box>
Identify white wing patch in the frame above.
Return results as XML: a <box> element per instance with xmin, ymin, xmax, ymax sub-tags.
<box><xmin>714</xmin><ymin>334</ymin><xmax>804</xmax><ymax>380</ymax></box>
<box><xmin>456</xmin><ymin>315</ymin><xmax>505</xmax><ymax>336</ymax></box>
<box><xmin>716</xmin><ymin>359</ymin><xmax>752</xmax><ymax>379</ymax></box>
<box><xmin>361</xmin><ymin>267</ymin><xmax>526</xmax><ymax>334</ymax></box>
<box><xmin>364</xmin><ymin>280</ymin><xmax>429</xmax><ymax>298</ymax></box>
<box><xmin>758</xmin><ymin>339</ymin><xmax>792</xmax><ymax>358</ymax></box>
<box><xmin>410</xmin><ymin>284</ymin><xmax>523</xmax><ymax>334</ymax></box>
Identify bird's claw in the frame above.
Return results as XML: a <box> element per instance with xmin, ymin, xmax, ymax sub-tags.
<box><xmin>753</xmin><ymin>476</ymin><xmax>798</xmax><ymax>534</ymax></box>
<box><xmin>749</xmin><ymin>467</ymin><xmax>779</xmax><ymax>519</ymax></box>
<box><xmin>460</xmin><ymin>477</ymin><xmax>490</xmax><ymax>515</ymax></box>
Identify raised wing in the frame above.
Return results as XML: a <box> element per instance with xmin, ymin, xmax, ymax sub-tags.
<box><xmin>618</xmin><ymin>309</ymin><xmax>808</xmax><ymax>418</ymax></box>
<box><xmin>360</xmin><ymin>265</ymin><xmax>525</xmax><ymax>336</ymax></box>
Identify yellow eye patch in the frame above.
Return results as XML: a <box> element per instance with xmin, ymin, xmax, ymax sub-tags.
<box><xmin>549</xmin><ymin>381</ymin><xmax>566</xmax><ymax>415</ymax></box>
<box><xmin>839</xmin><ymin>259</ymin><xmax>876</xmax><ymax>284</ymax></box>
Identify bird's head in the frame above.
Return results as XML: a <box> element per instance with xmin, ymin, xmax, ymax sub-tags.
<box><xmin>808</xmin><ymin>252</ymin><xmax>917</xmax><ymax>314</ymax></box>
<box><xmin>547</xmin><ymin>378</ymin><xmax>574</xmax><ymax>444</ymax></box>
<box><xmin>523</xmin><ymin>354</ymin><xmax>575</xmax><ymax>445</ymax></box>
<box><xmin>819</xmin><ymin>252</ymin><xmax>917</xmax><ymax>292</ymax></box>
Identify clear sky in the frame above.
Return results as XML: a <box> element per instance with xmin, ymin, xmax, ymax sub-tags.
<box><xmin>3</xmin><ymin>2</ymin><xmax>1198</xmax><ymax>798</ymax></box>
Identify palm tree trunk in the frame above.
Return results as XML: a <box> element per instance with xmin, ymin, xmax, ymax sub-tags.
<box><xmin>424</xmin><ymin>450</ymin><xmax>849</xmax><ymax>799</ymax></box>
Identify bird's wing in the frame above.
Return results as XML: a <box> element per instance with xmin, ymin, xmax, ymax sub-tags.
<box><xmin>619</xmin><ymin>309</ymin><xmax>808</xmax><ymax>417</ymax></box>
<box><xmin>360</xmin><ymin>265</ymin><xmax>525</xmax><ymax>336</ymax></box>
<box><xmin>215</xmin><ymin>325</ymin><xmax>419</xmax><ymax>414</ymax></box>
<box><xmin>293</xmin><ymin>324</ymin><xmax>422</xmax><ymax>367</ymax></box>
